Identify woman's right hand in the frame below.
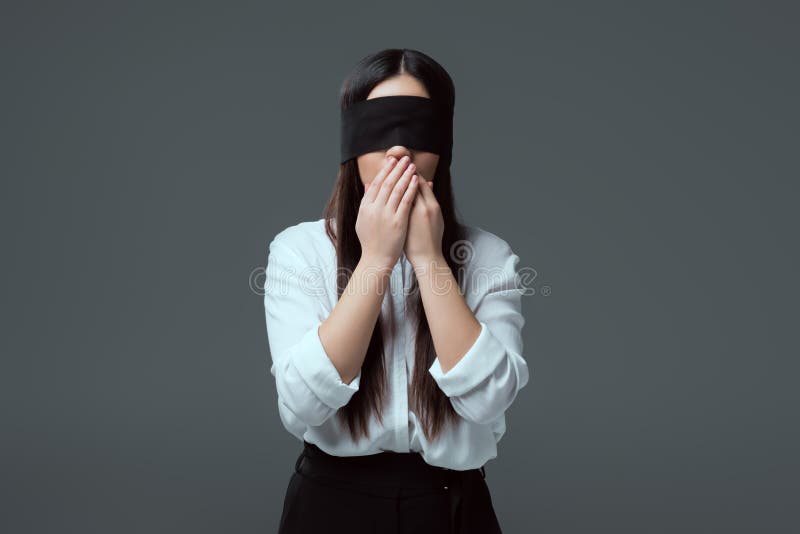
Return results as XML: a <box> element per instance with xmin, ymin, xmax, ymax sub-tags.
<box><xmin>355</xmin><ymin>155</ymin><xmax>420</xmax><ymax>270</ymax></box>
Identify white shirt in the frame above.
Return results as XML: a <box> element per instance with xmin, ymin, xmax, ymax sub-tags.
<box><xmin>263</xmin><ymin>218</ymin><xmax>529</xmax><ymax>470</ymax></box>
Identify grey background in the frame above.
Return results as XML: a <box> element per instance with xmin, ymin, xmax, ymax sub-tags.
<box><xmin>2</xmin><ymin>1</ymin><xmax>798</xmax><ymax>533</ymax></box>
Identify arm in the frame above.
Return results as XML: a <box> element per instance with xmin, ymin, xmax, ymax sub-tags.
<box><xmin>263</xmin><ymin>236</ymin><xmax>393</xmax><ymax>427</ymax></box>
<box><xmin>414</xmin><ymin>242</ymin><xmax>529</xmax><ymax>425</ymax></box>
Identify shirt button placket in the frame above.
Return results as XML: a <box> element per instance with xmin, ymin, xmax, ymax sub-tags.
<box><xmin>392</xmin><ymin>258</ymin><xmax>410</xmax><ymax>452</ymax></box>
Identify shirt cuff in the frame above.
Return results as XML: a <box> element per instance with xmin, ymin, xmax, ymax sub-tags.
<box><xmin>290</xmin><ymin>322</ymin><xmax>361</xmax><ymax>409</ymax></box>
<box><xmin>427</xmin><ymin>321</ymin><xmax>508</xmax><ymax>397</ymax></box>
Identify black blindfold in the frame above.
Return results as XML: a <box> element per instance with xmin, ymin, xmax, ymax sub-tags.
<box><xmin>340</xmin><ymin>95</ymin><xmax>453</xmax><ymax>169</ymax></box>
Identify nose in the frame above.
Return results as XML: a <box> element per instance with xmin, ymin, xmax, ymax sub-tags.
<box><xmin>384</xmin><ymin>146</ymin><xmax>414</xmax><ymax>162</ymax></box>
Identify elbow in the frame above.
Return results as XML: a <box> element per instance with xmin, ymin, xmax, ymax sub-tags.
<box><xmin>449</xmin><ymin>353</ymin><xmax>530</xmax><ymax>425</ymax></box>
<box><xmin>451</xmin><ymin>401</ymin><xmax>503</xmax><ymax>425</ymax></box>
<box><xmin>449</xmin><ymin>388</ymin><xmax>517</xmax><ymax>425</ymax></box>
<box><xmin>274</xmin><ymin>369</ymin><xmax>339</xmax><ymax>427</ymax></box>
<box><xmin>277</xmin><ymin>390</ymin><xmax>338</xmax><ymax>427</ymax></box>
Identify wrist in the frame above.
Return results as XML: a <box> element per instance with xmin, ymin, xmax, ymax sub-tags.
<box><xmin>358</xmin><ymin>253</ymin><xmax>397</xmax><ymax>274</ymax></box>
<box><xmin>409</xmin><ymin>252</ymin><xmax>447</xmax><ymax>277</ymax></box>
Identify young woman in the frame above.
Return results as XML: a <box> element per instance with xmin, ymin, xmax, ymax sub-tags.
<box><xmin>263</xmin><ymin>48</ymin><xmax>529</xmax><ymax>534</ymax></box>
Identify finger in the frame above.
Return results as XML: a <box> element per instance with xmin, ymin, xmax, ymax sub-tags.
<box><xmin>362</xmin><ymin>181</ymin><xmax>374</xmax><ymax>201</ymax></box>
<box><xmin>376</xmin><ymin>156</ymin><xmax>412</xmax><ymax>205</ymax></box>
<box><xmin>396</xmin><ymin>174</ymin><xmax>419</xmax><ymax>217</ymax></box>
<box><xmin>418</xmin><ymin>172</ymin><xmax>437</xmax><ymax>204</ymax></box>
<box><xmin>387</xmin><ymin>167</ymin><xmax>416</xmax><ymax>212</ymax></box>
<box><xmin>415</xmin><ymin>171</ymin><xmax>433</xmax><ymax>191</ymax></box>
<box><xmin>386</xmin><ymin>161</ymin><xmax>417</xmax><ymax>211</ymax></box>
<box><xmin>409</xmin><ymin>170</ymin><xmax>427</xmax><ymax>203</ymax></box>
<box><xmin>365</xmin><ymin>157</ymin><xmax>397</xmax><ymax>203</ymax></box>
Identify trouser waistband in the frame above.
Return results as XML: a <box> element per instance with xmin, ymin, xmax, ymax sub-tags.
<box><xmin>294</xmin><ymin>441</ymin><xmax>490</xmax><ymax>534</ymax></box>
<box><xmin>296</xmin><ymin>441</ymin><xmax>485</xmax><ymax>489</ymax></box>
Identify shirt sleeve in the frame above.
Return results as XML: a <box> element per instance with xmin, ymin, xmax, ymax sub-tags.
<box><xmin>263</xmin><ymin>236</ymin><xmax>361</xmax><ymax>427</ymax></box>
<box><xmin>427</xmin><ymin>239</ymin><xmax>530</xmax><ymax>425</ymax></box>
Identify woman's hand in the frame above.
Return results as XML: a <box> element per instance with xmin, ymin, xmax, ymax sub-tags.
<box><xmin>355</xmin><ymin>155</ymin><xmax>420</xmax><ymax>270</ymax></box>
<box><xmin>403</xmin><ymin>170</ymin><xmax>444</xmax><ymax>267</ymax></box>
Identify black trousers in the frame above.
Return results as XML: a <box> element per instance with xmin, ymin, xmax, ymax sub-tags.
<box><xmin>277</xmin><ymin>441</ymin><xmax>503</xmax><ymax>534</ymax></box>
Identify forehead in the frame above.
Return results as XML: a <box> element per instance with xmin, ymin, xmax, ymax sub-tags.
<box><xmin>367</xmin><ymin>73</ymin><xmax>430</xmax><ymax>100</ymax></box>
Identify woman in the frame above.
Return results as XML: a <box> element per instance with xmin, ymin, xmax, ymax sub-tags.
<box><xmin>263</xmin><ymin>48</ymin><xmax>529</xmax><ymax>534</ymax></box>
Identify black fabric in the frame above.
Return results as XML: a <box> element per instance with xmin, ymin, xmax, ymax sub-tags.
<box><xmin>340</xmin><ymin>95</ymin><xmax>453</xmax><ymax>169</ymax></box>
<box><xmin>277</xmin><ymin>440</ymin><xmax>502</xmax><ymax>534</ymax></box>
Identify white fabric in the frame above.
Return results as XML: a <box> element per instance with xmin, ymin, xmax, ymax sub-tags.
<box><xmin>263</xmin><ymin>218</ymin><xmax>529</xmax><ymax>470</ymax></box>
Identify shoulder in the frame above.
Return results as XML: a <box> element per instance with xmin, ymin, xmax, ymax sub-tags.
<box><xmin>458</xmin><ymin>224</ymin><xmax>523</xmax><ymax>296</ymax></box>
<box><xmin>268</xmin><ymin>218</ymin><xmax>334</xmax><ymax>265</ymax></box>
<box><xmin>459</xmin><ymin>224</ymin><xmax>519</xmax><ymax>268</ymax></box>
<box><xmin>270</xmin><ymin>218</ymin><xmax>327</xmax><ymax>248</ymax></box>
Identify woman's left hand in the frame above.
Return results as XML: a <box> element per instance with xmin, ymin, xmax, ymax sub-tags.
<box><xmin>403</xmin><ymin>170</ymin><xmax>444</xmax><ymax>266</ymax></box>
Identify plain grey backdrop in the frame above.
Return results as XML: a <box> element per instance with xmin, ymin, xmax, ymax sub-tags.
<box><xmin>2</xmin><ymin>1</ymin><xmax>798</xmax><ymax>533</ymax></box>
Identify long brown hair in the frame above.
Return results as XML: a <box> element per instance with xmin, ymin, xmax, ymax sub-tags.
<box><xmin>322</xmin><ymin>48</ymin><xmax>469</xmax><ymax>444</ymax></box>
